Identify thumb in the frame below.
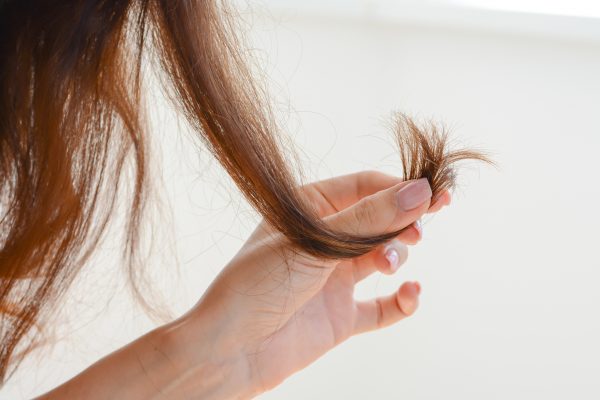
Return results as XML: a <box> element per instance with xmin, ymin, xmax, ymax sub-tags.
<box><xmin>325</xmin><ymin>178</ymin><xmax>432</xmax><ymax>236</ymax></box>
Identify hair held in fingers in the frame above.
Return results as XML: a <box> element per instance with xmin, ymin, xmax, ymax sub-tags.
<box><xmin>283</xmin><ymin>112</ymin><xmax>493</xmax><ymax>260</ymax></box>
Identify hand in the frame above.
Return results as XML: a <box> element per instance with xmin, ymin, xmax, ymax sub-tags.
<box><xmin>180</xmin><ymin>171</ymin><xmax>451</xmax><ymax>397</ymax></box>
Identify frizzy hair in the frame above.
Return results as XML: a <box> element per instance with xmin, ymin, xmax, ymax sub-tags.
<box><xmin>0</xmin><ymin>0</ymin><xmax>490</xmax><ymax>382</ymax></box>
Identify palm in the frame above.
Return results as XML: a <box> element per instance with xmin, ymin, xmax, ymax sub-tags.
<box><xmin>286</xmin><ymin>260</ymin><xmax>358</xmax><ymax>348</ymax></box>
<box><xmin>242</xmin><ymin>258</ymin><xmax>359</xmax><ymax>391</ymax></box>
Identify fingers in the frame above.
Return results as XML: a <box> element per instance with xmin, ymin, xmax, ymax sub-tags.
<box><xmin>353</xmin><ymin>281</ymin><xmax>421</xmax><ymax>335</ymax></box>
<box><xmin>428</xmin><ymin>190</ymin><xmax>451</xmax><ymax>214</ymax></box>
<box><xmin>325</xmin><ymin>178</ymin><xmax>432</xmax><ymax>236</ymax></box>
<box><xmin>251</xmin><ymin>171</ymin><xmax>410</xmax><ymax>243</ymax></box>
<box><xmin>301</xmin><ymin>170</ymin><xmax>405</xmax><ymax>218</ymax></box>
<box><xmin>301</xmin><ymin>172</ymin><xmax>449</xmax><ymax>219</ymax></box>
<box><xmin>352</xmin><ymin>239</ymin><xmax>408</xmax><ymax>282</ymax></box>
<box><xmin>394</xmin><ymin>191</ymin><xmax>450</xmax><ymax>244</ymax></box>
<box><xmin>395</xmin><ymin>220</ymin><xmax>422</xmax><ymax>245</ymax></box>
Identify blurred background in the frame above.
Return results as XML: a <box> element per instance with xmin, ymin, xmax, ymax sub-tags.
<box><xmin>5</xmin><ymin>0</ymin><xmax>600</xmax><ymax>399</ymax></box>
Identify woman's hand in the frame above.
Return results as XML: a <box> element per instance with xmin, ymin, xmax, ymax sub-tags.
<box><xmin>39</xmin><ymin>171</ymin><xmax>450</xmax><ymax>400</ymax></box>
<box><xmin>39</xmin><ymin>171</ymin><xmax>451</xmax><ymax>399</ymax></box>
<box><xmin>178</xmin><ymin>171</ymin><xmax>451</xmax><ymax>397</ymax></box>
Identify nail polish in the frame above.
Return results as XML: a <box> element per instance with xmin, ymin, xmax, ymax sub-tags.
<box><xmin>384</xmin><ymin>240</ymin><xmax>408</xmax><ymax>272</ymax></box>
<box><xmin>414</xmin><ymin>219</ymin><xmax>422</xmax><ymax>236</ymax></box>
<box><xmin>385</xmin><ymin>247</ymin><xmax>399</xmax><ymax>272</ymax></box>
<box><xmin>396</xmin><ymin>178</ymin><xmax>432</xmax><ymax>211</ymax></box>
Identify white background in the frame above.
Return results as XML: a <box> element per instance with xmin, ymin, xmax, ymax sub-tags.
<box><xmin>4</xmin><ymin>1</ymin><xmax>600</xmax><ymax>399</ymax></box>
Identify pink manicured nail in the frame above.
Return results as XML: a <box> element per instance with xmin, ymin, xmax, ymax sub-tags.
<box><xmin>414</xmin><ymin>281</ymin><xmax>421</xmax><ymax>294</ymax></box>
<box><xmin>414</xmin><ymin>219</ymin><xmax>422</xmax><ymax>236</ymax></box>
<box><xmin>383</xmin><ymin>239</ymin><xmax>408</xmax><ymax>272</ymax></box>
<box><xmin>384</xmin><ymin>240</ymin><xmax>407</xmax><ymax>272</ymax></box>
<box><xmin>396</xmin><ymin>178</ymin><xmax>432</xmax><ymax>211</ymax></box>
<box><xmin>385</xmin><ymin>247</ymin><xmax>399</xmax><ymax>272</ymax></box>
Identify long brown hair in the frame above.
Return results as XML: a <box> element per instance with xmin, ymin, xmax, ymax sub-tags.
<box><xmin>0</xmin><ymin>0</ymin><xmax>489</xmax><ymax>382</ymax></box>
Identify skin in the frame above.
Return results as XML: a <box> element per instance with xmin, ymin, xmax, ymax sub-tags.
<box><xmin>39</xmin><ymin>170</ymin><xmax>451</xmax><ymax>399</ymax></box>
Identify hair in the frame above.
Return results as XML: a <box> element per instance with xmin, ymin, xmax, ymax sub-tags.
<box><xmin>0</xmin><ymin>0</ymin><xmax>491</xmax><ymax>383</ymax></box>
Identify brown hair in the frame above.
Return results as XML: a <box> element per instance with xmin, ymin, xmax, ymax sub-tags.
<box><xmin>0</xmin><ymin>0</ymin><xmax>490</xmax><ymax>382</ymax></box>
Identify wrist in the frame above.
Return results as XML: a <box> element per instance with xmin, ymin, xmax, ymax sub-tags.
<box><xmin>155</xmin><ymin>312</ymin><xmax>261</xmax><ymax>399</ymax></box>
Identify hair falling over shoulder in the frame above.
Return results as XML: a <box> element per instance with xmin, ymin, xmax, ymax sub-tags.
<box><xmin>0</xmin><ymin>0</ymin><xmax>491</xmax><ymax>382</ymax></box>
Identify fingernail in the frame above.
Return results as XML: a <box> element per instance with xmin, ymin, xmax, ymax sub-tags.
<box><xmin>384</xmin><ymin>240</ymin><xmax>407</xmax><ymax>272</ymax></box>
<box><xmin>384</xmin><ymin>247</ymin><xmax>399</xmax><ymax>271</ymax></box>
<box><xmin>396</xmin><ymin>178</ymin><xmax>432</xmax><ymax>211</ymax></box>
<box><xmin>414</xmin><ymin>281</ymin><xmax>421</xmax><ymax>295</ymax></box>
<box><xmin>414</xmin><ymin>219</ymin><xmax>423</xmax><ymax>236</ymax></box>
